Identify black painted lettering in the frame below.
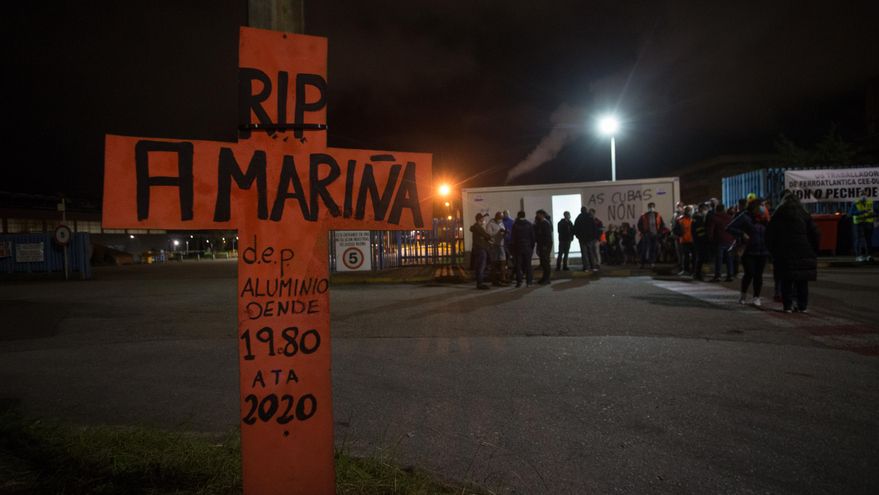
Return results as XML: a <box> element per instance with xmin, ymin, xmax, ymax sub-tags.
<box><xmin>294</xmin><ymin>73</ymin><xmax>327</xmax><ymax>139</ymax></box>
<box><xmin>296</xmin><ymin>394</ymin><xmax>317</xmax><ymax>421</ymax></box>
<box><xmin>241</xmin><ymin>277</ymin><xmax>255</xmax><ymax>297</ymax></box>
<box><xmin>307</xmin><ymin>299</ymin><xmax>319</xmax><ymax>314</ymax></box>
<box><xmin>271</xmin><ymin>155</ymin><xmax>311</xmax><ymax>221</ymax></box>
<box><xmin>388</xmin><ymin>162</ymin><xmax>424</xmax><ymax>227</ymax></box>
<box><xmin>242</xmin><ymin>395</ymin><xmax>258</xmax><ymax>424</ymax></box>
<box><xmin>355</xmin><ymin>163</ymin><xmax>401</xmax><ymax>221</ymax></box>
<box><xmin>239</xmin><ymin>67</ymin><xmax>273</xmax><ymax>139</ymax></box>
<box><xmin>214</xmin><ymin>148</ymin><xmax>268</xmax><ymax>221</ymax></box>
<box><xmin>344</xmin><ymin>160</ymin><xmax>356</xmax><ymax>218</ymax></box>
<box><xmin>135</xmin><ymin>140</ymin><xmax>194</xmax><ymax>221</ymax></box>
<box><xmin>246</xmin><ymin>301</ymin><xmax>263</xmax><ymax>319</ymax></box>
<box><xmin>309</xmin><ymin>153</ymin><xmax>341</xmax><ymax>218</ymax></box>
<box><xmin>271</xmin><ymin>369</ymin><xmax>284</xmax><ymax>385</ymax></box>
<box><xmin>287</xmin><ymin>369</ymin><xmax>299</xmax><ymax>384</ymax></box>
<box><xmin>279</xmin><ymin>249</ymin><xmax>294</xmax><ymax>278</ymax></box>
<box><xmin>261</xmin><ymin>247</ymin><xmax>274</xmax><ymax>264</ymax></box>
<box><xmin>277</xmin><ymin>71</ymin><xmax>289</xmax><ymax>129</ymax></box>
<box><xmin>251</xmin><ymin>370</ymin><xmax>265</xmax><ymax>388</ymax></box>
<box><xmin>279</xmin><ymin>278</ymin><xmax>293</xmax><ymax>296</ymax></box>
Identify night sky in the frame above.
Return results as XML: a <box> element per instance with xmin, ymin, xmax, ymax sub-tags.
<box><xmin>4</xmin><ymin>0</ymin><xmax>878</xmax><ymax>201</ymax></box>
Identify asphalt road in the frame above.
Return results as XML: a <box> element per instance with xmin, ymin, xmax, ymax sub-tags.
<box><xmin>1</xmin><ymin>260</ymin><xmax>877</xmax><ymax>494</ymax></box>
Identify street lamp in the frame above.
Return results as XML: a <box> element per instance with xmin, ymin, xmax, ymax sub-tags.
<box><xmin>438</xmin><ymin>183</ymin><xmax>451</xmax><ymax>197</ymax></box>
<box><xmin>597</xmin><ymin>115</ymin><xmax>619</xmax><ymax>181</ymax></box>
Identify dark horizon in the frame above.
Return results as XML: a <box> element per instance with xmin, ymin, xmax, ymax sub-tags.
<box><xmin>4</xmin><ymin>0</ymin><xmax>879</xmax><ymax>202</ymax></box>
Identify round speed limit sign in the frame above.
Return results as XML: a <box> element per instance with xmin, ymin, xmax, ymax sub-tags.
<box><xmin>54</xmin><ymin>224</ymin><xmax>73</xmax><ymax>246</ymax></box>
<box><xmin>341</xmin><ymin>247</ymin><xmax>365</xmax><ymax>270</ymax></box>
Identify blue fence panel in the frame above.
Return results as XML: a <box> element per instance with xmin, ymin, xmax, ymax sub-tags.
<box><xmin>722</xmin><ymin>169</ymin><xmax>767</xmax><ymax>209</ymax></box>
<box><xmin>0</xmin><ymin>232</ymin><xmax>91</xmax><ymax>278</ymax></box>
<box><xmin>723</xmin><ymin>165</ymin><xmax>876</xmax><ymax>214</ymax></box>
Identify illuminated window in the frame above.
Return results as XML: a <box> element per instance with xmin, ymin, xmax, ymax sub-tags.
<box><xmin>24</xmin><ymin>219</ymin><xmax>45</xmax><ymax>232</ymax></box>
<box><xmin>6</xmin><ymin>219</ymin><xmax>26</xmax><ymax>232</ymax></box>
<box><xmin>75</xmin><ymin>221</ymin><xmax>102</xmax><ymax>233</ymax></box>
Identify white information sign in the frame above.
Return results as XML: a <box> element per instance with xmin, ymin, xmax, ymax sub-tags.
<box><xmin>334</xmin><ymin>231</ymin><xmax>372</xmax><ymax>272</ymax></box>
<box><xmin>15</xmin><ymin>242</ymin><xmax>45</xmax><ymax>262</ymax></box>
<box><xmin>784</xmin><ymin>167</ymin><xmax>879</xmax><ymax>203</ymax></box>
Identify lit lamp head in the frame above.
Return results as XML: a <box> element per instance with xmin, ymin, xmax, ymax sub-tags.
<box><xmin>598</xmin><ymin>115</ymin><xmax>619</xmax><ymax>136</ymax></box>
<box><xmin>438</xmin><ymin>184</ymin><xmax>451</xmax><ymax>197</ymax></box>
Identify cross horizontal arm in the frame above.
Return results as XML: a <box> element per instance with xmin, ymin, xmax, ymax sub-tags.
<box><xmin>103</xmin><ymin>135</ymin><xmax>433</xmax><ymax>231</ymax></box>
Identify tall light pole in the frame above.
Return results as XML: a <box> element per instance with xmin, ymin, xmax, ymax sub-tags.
<box><xmin>598</xmin><ymin>115</ymin><xmax>619</xmax><ymax>181</ymax></box>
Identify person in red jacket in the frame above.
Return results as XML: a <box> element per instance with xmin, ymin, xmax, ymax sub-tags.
<box><xmin>708</xmin><ymin>203</ymin><xmax>735</xmax><ymax>281</ymax></box>
<box><xmin>637</xmin><ymin>202</ymin><xmax>666</xmax><ymax>268</ymax></box>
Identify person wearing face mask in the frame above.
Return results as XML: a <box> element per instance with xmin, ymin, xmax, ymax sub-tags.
<box><xmin>726</xmin><ymin>199</ymin><xmax>770</xmax><ymax>306</ymax></box>
<box><xmin>849</xmin><ymin>195</ymin><xmax>876</xmax><ymax>262</ymax></box>
<box><xmin>486</xmin><ymin>211</ymin><xmax>509</xmax><ymax>286</ymax></box>
<box><xmin>637</xmin><ymin>202</ymin><xmax>666</xmax><ymax>269</ymax></box>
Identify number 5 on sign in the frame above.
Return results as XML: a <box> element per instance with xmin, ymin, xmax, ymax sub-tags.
<box><xmin>334</xmin><ymin>231</ymin><xmax>372</xmax><ymax>272</ymax></box>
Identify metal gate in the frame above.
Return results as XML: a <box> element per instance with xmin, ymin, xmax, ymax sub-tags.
<box><xmin>722</xmin><ymin>166</ymin><xmax>869</xmax><ymax>214</ymax></box>
<box><xmin>328</xmin><ymin>217</ymin><xmax>464</xmax><ymax>272</ymax></box>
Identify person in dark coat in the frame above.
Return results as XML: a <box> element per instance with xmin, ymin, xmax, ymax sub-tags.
<box><xmin>510</xmin><ymin>210</ymin><xmax>535</xmax><ymax>287</ymax></box>
<box><xmin>727</xmin><ymin>199</ymin><xmax>770</xmax><ymax>306</ymax></box>
<box><xmin>556</xmin><ymin>211</ymin><xmax>574</xmax><ymax>270</ymax></box>
<box><xmin>708</xmin><ymin>203</ymin><xmax>735</xmax><ymax>281</ymax></box>
<box><xmin>691</xmin><ymin>203</ymin><xmax>711</xmax><ymax>281</ymax></box>
<box><xmin>534</xmin><ymin>210</ymin><xmax>554</xmax><ymax>284</ymax></box>
<box><xmin>469</xmin><ymin>213</ymin><xmax>492</xmax><ymax>290</ymax></box>
<box><xmin>502</xmin><ymin>210</ymin><xmax>515</xmax><ymax>278</ymax></box>
<box><xmin>574</xmin><ymin>207</ymin><xmax>598</xmax><ymax>271</ymax></box>
<box><xmin>766</xmin><ymin>192</ymin><xmax>820</xmax><ymax>313</ymax></box>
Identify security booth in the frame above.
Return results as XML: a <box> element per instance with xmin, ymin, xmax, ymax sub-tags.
<box><xmin>461</xmin><ymin>177</ymin><xmax>681</xmax><ymax>258</ymax></box>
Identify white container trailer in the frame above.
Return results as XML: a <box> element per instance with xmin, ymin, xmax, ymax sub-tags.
<box><xmin>461</xmin><ymin>177</ymin><xmax>680</xmax><ymax>255</ymax></box>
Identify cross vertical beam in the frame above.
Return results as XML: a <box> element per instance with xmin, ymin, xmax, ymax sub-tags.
<box><xmin>103</xmin><ymin>27</ymin><xmax>432</xmax><ymax>494</ymax></box>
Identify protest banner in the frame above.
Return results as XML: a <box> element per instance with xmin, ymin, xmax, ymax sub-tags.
<box><xmin>784</xmin><ymin>167</ymin><xmax>879</xmax><ymax>203</ymax></box>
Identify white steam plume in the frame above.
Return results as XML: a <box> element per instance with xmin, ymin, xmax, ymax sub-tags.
<box><xmin>505</xmin><ymin>104</ymin><xmax>583</xmax><ymax>184</ymax></box>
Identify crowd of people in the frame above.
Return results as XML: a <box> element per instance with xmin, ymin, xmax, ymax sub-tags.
<box><xmin>673</xmin><ymin>191</ymin><xmax>822</xmax><ymax>313</ymax></box>
<box><xmin>470</xmin><ymin>189</ymin><xmax>840</xmax><ymax>314</ymax></box>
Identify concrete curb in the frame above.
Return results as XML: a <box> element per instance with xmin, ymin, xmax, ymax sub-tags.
<box><xmin>329</xmin><ymin>258</ymin><xmax>876</xmax><ymax>286</ymax></box>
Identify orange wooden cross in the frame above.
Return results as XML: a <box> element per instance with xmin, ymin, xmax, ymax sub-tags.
<box><xmin>103</xmin><ymin>27</ymin><xmax>432</xmax><ymax>494</ymax></box>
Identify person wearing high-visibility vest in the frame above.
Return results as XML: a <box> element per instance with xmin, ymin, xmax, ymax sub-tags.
<box><xmin>849</xmin><ymin>195</ymin><xmax>876</xmax><ymax>262</ymax></box>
